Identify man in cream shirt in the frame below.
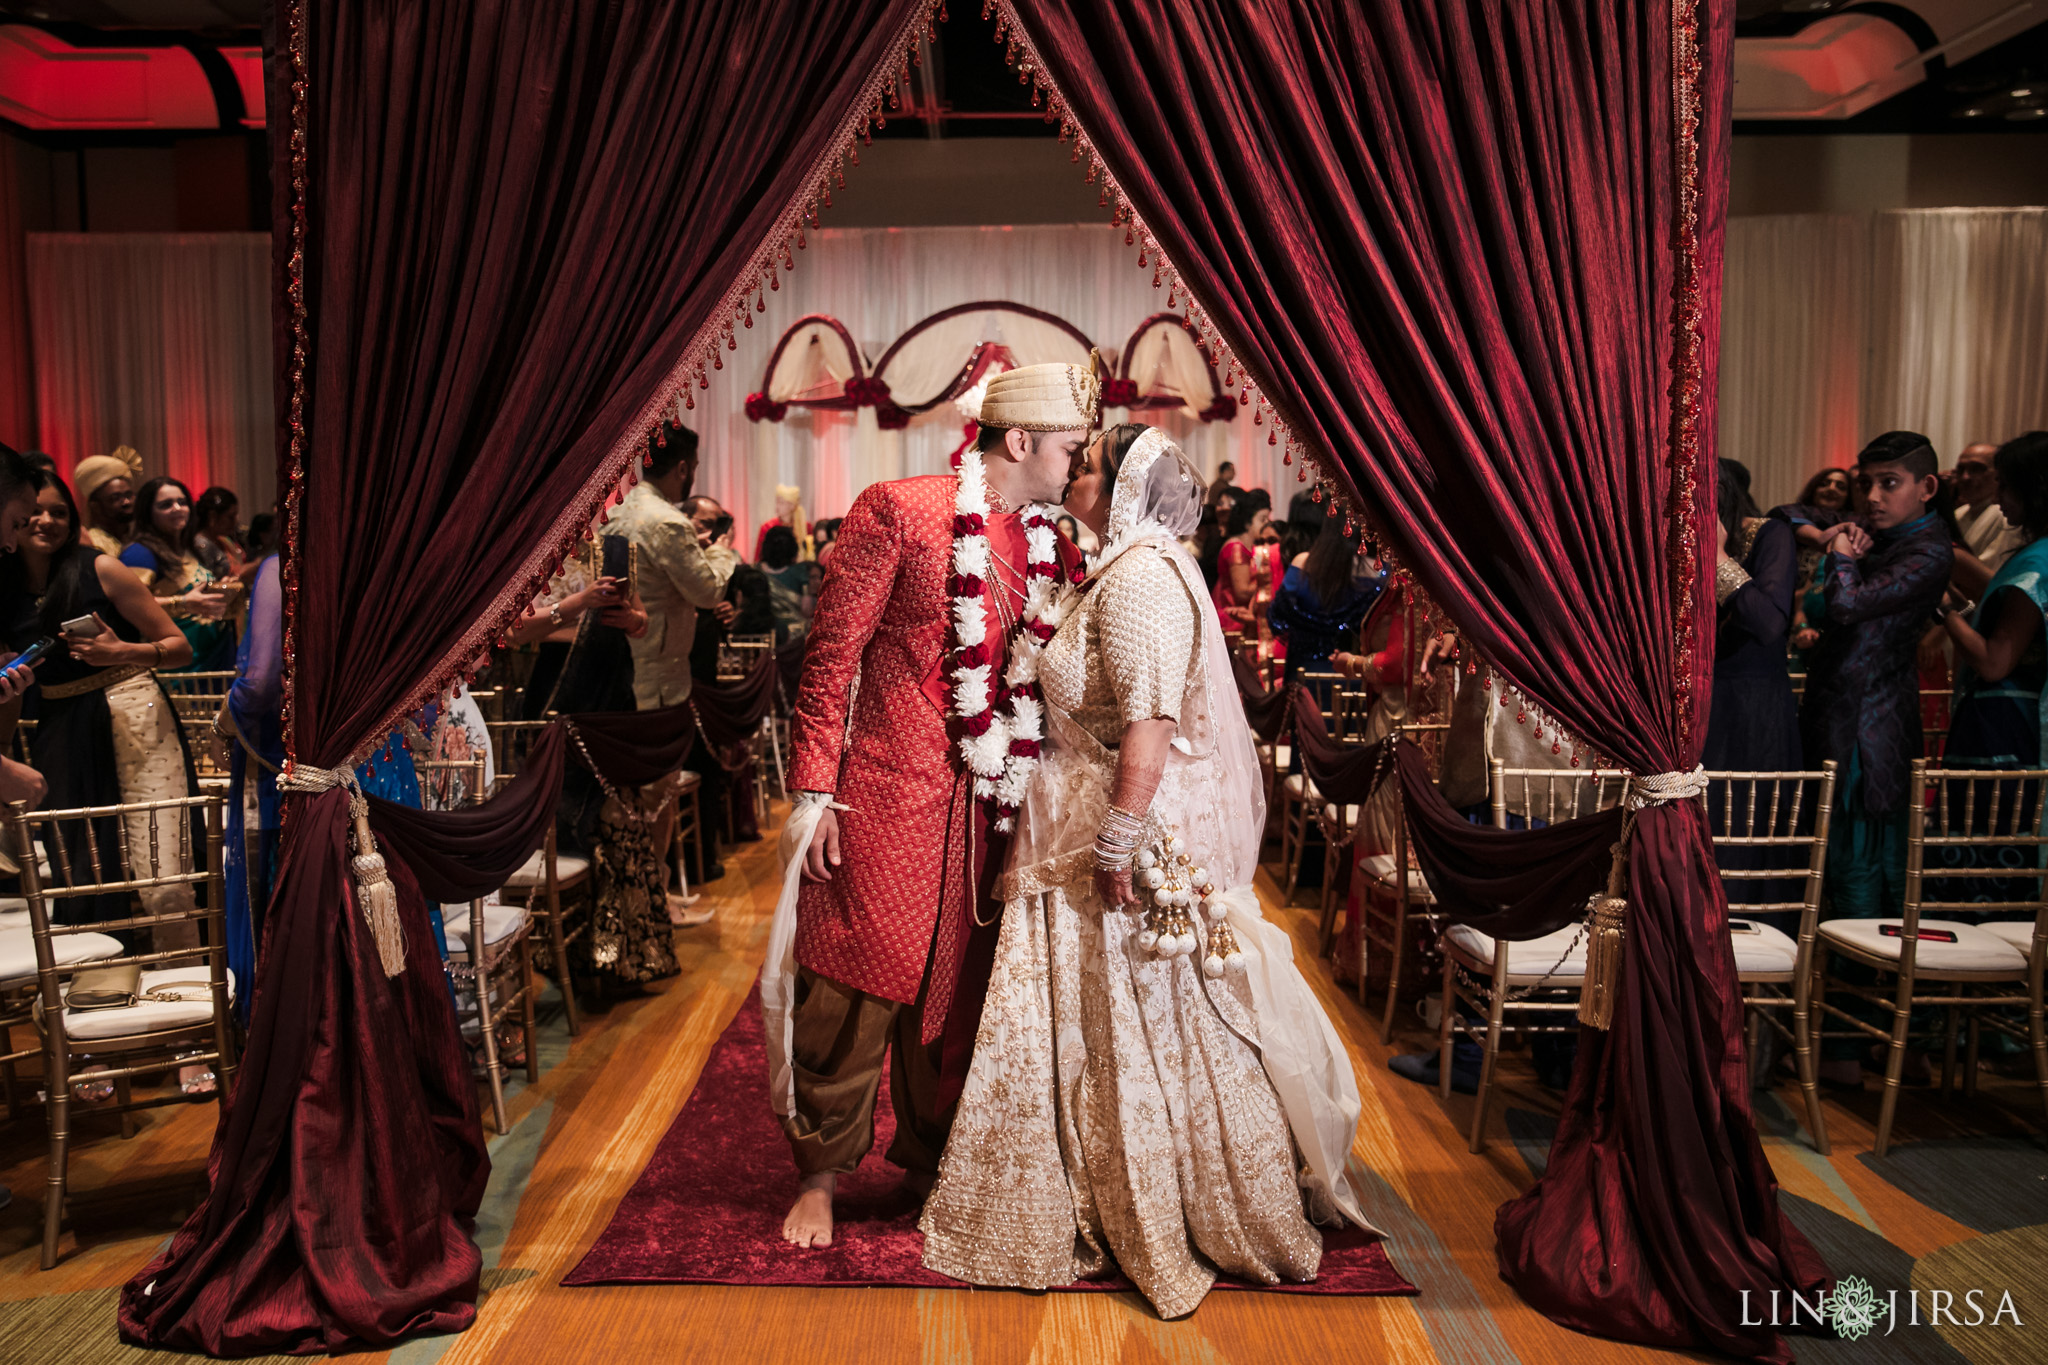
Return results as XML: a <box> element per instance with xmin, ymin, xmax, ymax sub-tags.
<box><xmin>1954</xmin><ymin>441</ymin><xmax>2024</xmax><ymax>571</ymax></box>
<box><xmin>609</xmin><ymin>424</ymin><xmax>733</xmax><ymax>707</ymax></box>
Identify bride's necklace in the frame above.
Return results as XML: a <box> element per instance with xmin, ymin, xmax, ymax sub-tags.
<box><xmin>950</xmin><ymin>448</ymin><xmax>1066</xmax><ymax>833</ymax></box>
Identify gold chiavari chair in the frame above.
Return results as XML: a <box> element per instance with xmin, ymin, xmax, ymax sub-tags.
<box><xmin>718</xmin><ymin>633</ymin><xmax>775</xmax><ymax>682</ymax></box>
<box><xmin>1351</xmin><ymin>721</ymin><xmax>1451</xmax><ymax>1042</ymax></box>
<box><xmin>487</xmin><ymin>719</ymin><xmax>592</xmax><ymax>1036</ymax></box>
<box><xmin>1706</xmin><ymin>764</ymin><xmax>1837</xmax><ymax>1153</ymax></box>
<box><xmin>1437</xmin><ymin>762</ymin><xmax>1629</xmax><ymax>1152</ymax></box>
<box><xmin>420</xmin><ymin>756</ymin><xmax>537</xmax><ymax>1135</ymax></box>
<box><xmin>1813</xmin><ymin>759</ymin><xmax>2048</xmax><ymax>1157</ymax></box>
<box><xmin>155</xmin><ymin>670</ymin><xmax>238</xmax><ymax>779</ymax></box>
<box><xmin>4</xmin><ymin>789</ymin><xmax>234</xmax><ymax>1268</ymax></box>
<box><xmin>1276</xmin><ymin>671</ymin><xmax>1343</xmax><ymax>900</ymax></box>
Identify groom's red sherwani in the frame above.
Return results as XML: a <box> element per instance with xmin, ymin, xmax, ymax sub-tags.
<box><xmin>790</xmin><ymin>474</ymin><xmax>1072</xmax><ymax>1040</ymax></box>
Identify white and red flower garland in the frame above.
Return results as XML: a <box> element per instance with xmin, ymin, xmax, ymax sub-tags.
<box><xmin>950</xmin><ymin>445</ymin><xmax>1074</xmax><ymax>833</ymax></box>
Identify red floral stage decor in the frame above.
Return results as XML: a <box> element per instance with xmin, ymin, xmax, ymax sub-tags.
<box><xmin>564</xmin><ymin>991</ymin><xmax>1417</xmax><ymax>1297</ymax></box>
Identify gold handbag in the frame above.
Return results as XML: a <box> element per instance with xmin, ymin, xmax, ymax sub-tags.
<box><xmin>65</xmin><ymin>961</ymin><xmax>141</xmax><ymax>1011</ymax></box>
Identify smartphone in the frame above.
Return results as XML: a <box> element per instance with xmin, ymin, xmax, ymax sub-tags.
<box><xmin>59</xmin><ymin>614</ymin><xmax>103</xmax><ymax>638</ymax></box>
<box><xmin>1880</xmin><ymin>924</ymin><xmax>1958</xmax><ymax>944</ymax></box>
<box><xmin>7</xmin><ymin>636</ymin><xmax>57</xmax><ymax>671</ymax></box>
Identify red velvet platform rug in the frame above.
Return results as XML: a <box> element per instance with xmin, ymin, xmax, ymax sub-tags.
<box><xmin>563</xmin><ymin>989</ymin><xmax>1418</xmax><ymax>1297</ymax></box>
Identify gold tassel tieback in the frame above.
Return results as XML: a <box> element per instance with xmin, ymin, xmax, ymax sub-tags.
<box><xmin>1577</xmin><ymin>763</ymin><xmax>1707</xmax><ymax>1031</ymax></box>
<box><xmin>279</xmin><ymin>763</ymin><xmax>407</xmax><ymax>978</ymax></box>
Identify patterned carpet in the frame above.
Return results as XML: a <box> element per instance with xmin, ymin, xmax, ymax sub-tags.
<box><xmin>1</xmin><ymin>808</ymin><xmax>2043</xmax><ymax>1364</ymax></box>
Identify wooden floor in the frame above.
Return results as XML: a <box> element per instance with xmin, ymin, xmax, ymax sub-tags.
<box><xmin>2</xmin><ymin>800</ymin><xmax>2043</xmax><ymax>1364</ymax></box>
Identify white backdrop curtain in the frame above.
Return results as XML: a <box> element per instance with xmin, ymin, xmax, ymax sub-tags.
<box><xmin>26</xmin><ymin>232</ymin><xmax>272</xmax><ymax>511</ymax></box>
<box><xmin>19</xmin><ymin>215</ymin><xmax>2045</xmax><ymax>541</ymax></box>
<box><xmin>703</xmin><ymin>225</ymin><xmax>1281</xmax><ymax>545</ymax></box>
<box><xmin>1721</xmin><ymin>208</ymin><xmax>2048</xmax><ymax>508</ymax></box>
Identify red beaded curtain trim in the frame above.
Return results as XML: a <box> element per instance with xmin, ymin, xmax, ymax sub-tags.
<box><xmin>1666</xmin><ymin>0</ymin><xmax>1707</xmax><ymax>754</ymax></box>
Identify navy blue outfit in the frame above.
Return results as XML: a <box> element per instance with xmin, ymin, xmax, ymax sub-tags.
<box><xmin>1267</xmin><ymin>563</ymin><xmax>1381</xmax><ymax>698</ymax></box>
<box><xmin>1799</xmin><ymin>511</ymin><xmax>1952</xmax><ymax>919</ymax></box>
<box><xmin>1704</xmin><ymin>518</ymin><xmax>1800</xmax><ymax>771</ymax></box>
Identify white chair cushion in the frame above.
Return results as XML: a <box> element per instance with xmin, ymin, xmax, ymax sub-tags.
<box><xmin>1816</xmin><ymin>918</ymin><xmax>2027</xmax><ymax>974</ymax></box>
<box><xmin>1445</xmin><ymin>922</ymin><xmax>1587</xmax><ymax>978</ymax></box>
<box><xmin>0</xmin><ymin>922</ymin><xmax>126</xmax><ymax>988</ymax></box>
<box><xmin>1271</xmin><ymin>745</ymin><xmax>1292</xmax><ymax>771</ymax></box>
<box><xmin>441</xmin><ymin>900</ymin><xmax>530</xmax><ymax>957</ymax></box>
<box><xmin>1321</xmin><ymin>804</ymin><xmax>1363</xmax><ymax>824</ymax></box>
<box><xmin>1981</xmin><ymin>919</ymin><xmax>2041</xmax><ymax>954</ymax></box>
<box><xmin>1282</xmin><ymin>773</ymin><xmax>1320</xmax><ymax>800</ymax></box>
<box><xmin>61</xmin><ymin>967</ymin><xmax>235</xmax><ymax>1041</ymax></box>
<box><xmin>502</xmin><ymin>849</ymin><xmax>590</xmax><ymax>891</ymax></box>
<box><xmin>1359</xmin><ymin>853</ymin><xmax>1436</xmax><ymax>904</ymax></box>
<box><xmin>1728</xmin><ymin>919</ymin><xmax>1800</xmax><ymax>976</ymax></box>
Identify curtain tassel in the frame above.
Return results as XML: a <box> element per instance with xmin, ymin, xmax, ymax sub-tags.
<box><xmin>280</xmin><ymin>763</ymin><xmax>407</xmax><ymax>977</ymax></box>
<box><xmin>1578</xmin><ymin>763</ymin><xmax>1706</xmax><ymax>1030</ymax></box>
<box><xmin>1578</xmin><ymin>858</ymin><xmax>1627</xmax><ymax>1031</ymax></box>
<box><xmin>348</xmin><ymin>796</ymin><xmax>406</xmax><ymax>977</ymax></box>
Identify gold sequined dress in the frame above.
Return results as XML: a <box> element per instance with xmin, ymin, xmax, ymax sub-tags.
<box><xmin>919</xmin><ymin>541</ymin><xmax>1335</xmax><ymax>1318</ymax></box>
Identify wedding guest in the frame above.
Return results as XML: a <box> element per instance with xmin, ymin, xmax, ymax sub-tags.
<box><xmin>1706</xmin><ymin>459</ymin><xmax>1798</xmax><ymax>771</ymax></box>
<box><xmin>753</xmin><ymin>483</ymin><xmax>815</xmax><ymax>563</ymax></box>
<box><xmin>244</xmin><ymin>511</ymin><xmax>276</xmax><ymax>559</ymax></box>
<box><xmin>1799</xmin><ymin>432</ymin><xmax>1951</xmax><ymax>928</ymax></box>
<box><xmin>1953</xmin><ymin>443</ymin><xmax>2024</xmax><ymax>570</ymax></box>
<box><xmin>760</xmin><ymin>525</ymin><xmax>814</xmax><ymax>646</ymax></box>
<box><xmin>1268</xmin><ymin>515</ymin><xmax>1379</xmax><ymax>693</ymax></box>
<box><xmin>1212</xmin><ymin>489</ymin><xmax>1273</xmax><ymax>628</ymax></box>
<box><xmin>0</xmin><ymin>469</ymin><xmax>199</xmax><ymax>932</ymax></box>
<box><xmin>1206</xmin><ymin>459</ymin><xmax>1237</xmax><ymax>507</ymax></box>
<box><xmin>120</xmin><ymin>476</ymin><xmax>234</xmax><ymax>671</ymax></box>
<box><xmin>606</xmin><ymin>424</ymin><xmax>734</xmax><ymax>937</ymax></box>
<box><xmin>812</xmin><ymin>517</ymin><xmax>842</xmax><ymax>569</ymax></box>
<box><xmin>1939</xmin><ymin>433</ymin><xmax>2048</xmax><ymax>768</ymax></box>
<box><xmin>0</xmin><ymin>444</ymin><xmax>48</xmax><ymax>811</ymax></box>
<box><xmin>72</xmin><ymin>450</ymin><xmax>140</xmax><ymax>556</ymax></box>
<box><xmin>192</xmin><ymin>486</ymin><xmax>257</xmax><ymax>586</ymax></box>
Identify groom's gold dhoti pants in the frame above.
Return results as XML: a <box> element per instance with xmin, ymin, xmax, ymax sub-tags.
<box><xmin>780</xmin><ymin>967</ymin><xmax>954</xmax><ymax>1177</ymax></box>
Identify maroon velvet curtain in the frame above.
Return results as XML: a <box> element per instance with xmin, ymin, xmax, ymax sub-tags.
<box><xmin>118</xmin><ymin>0</ymin><xmax>928</xmax><ymax>1353</ymax></box>
<box><xmin>1011</xmin><ymin>2</ymin><xmax>1824</xmax><ymax>1359</ymax></box>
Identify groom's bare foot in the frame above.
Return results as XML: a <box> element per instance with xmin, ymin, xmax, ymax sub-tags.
<box><xmin>783</xmin><ymin>1172</ymin><xmax>836</xmax><ymax>1248</ymax></box>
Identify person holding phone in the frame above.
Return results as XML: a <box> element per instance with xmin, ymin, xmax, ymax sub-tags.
<box><xmin>0</xmin><ymin>468</ymin><xmax>199</xmax><ymax>931</ymax></box>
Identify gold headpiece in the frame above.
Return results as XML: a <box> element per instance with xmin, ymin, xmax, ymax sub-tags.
<box><xmin>977</xmin><ymin>357</ymin><xmax>1100</xmax><ymax>433</ymax></box>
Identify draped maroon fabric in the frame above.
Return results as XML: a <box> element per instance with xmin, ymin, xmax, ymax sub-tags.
<box><xmin>119</xmin><ymin>1</ymin><xmax>928</xmax><ymax>1353</ymax></box>
<box><xmin>1230</xmin><ymin>653</ymin><xmax>1289</xmax><ymax>744</ymax></box>
<box><xmin>690</xmin><ymin>654</ymin><xmax>781</xmax><ymax>749</ymax></box>
<box><xmin>1012</xmin><ymin>1</ymin><xmax>1825</xmax><ymax>1358</ymax></box>
<box><xmin>1392</xmin><ymin>738</ymin><xmax>1622</xmax><ymax>939</ymax></box>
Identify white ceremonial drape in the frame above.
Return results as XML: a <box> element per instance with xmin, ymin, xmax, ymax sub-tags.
<box><xmin>691</xmin><ymin>225</ymin><xmax>1273</xmax><ymax>546</ymax></box>
<box><xmin>20</xmin><ymin>215</ymin><xmax>2042</xmax><ymax>539</ymax></box>
<box><xmin>26</xmin><ymin>232</ymin><xmax>272</xmax><ymax>508</ymax></box>
<box><xmin>1720</xmin><ymin>208</ymin><xmax>2048</xmax><ymax>507</ymax></box>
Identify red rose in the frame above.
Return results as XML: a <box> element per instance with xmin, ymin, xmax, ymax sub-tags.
<box><xmin>953</xmin><ymin>513</ymin><xmax>985</xmax><ymax>536</ymax></box>
<box><xmin>962</xmin><ymin>710</ymin><xmax>994</xmax><ymax>736</ymax></box>
<box><xmin>955</xmin><ymin>643</ymin><xmax>989</xmax><ymax>668</ymax></box>
<box><xmin>1008</xmin><ymin>739</ymin><xmax>1041</xmax><ymax>759</ymax></box>
<box><xmin>949</xmin><ymin>572</ymin><xmax>986</xmax><ymax>598</ymax></box>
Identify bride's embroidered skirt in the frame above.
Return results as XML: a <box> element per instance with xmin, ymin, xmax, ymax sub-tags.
<box><xmin>918</xmin><ymin>873</ymin><xmax>1321</xmax><ymax>1318</ymax></box>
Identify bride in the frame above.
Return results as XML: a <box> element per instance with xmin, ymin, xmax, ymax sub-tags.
<box><xmin>918</xmin><ymin>424</ymin><xmax>1382</xmax><ymax>1317</ymax></box>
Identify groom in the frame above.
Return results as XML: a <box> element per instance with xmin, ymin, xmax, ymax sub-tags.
<box><xmin>781</xmin><ymin>362</ymin><xmax>1097</xmax><ymax>1247</ymax></box>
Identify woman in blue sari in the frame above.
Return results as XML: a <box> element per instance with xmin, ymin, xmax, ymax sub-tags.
<box><xmin>218</xmin><ymin>554</ymin><xmax>431</xmax><ymax>1018</ymax></box>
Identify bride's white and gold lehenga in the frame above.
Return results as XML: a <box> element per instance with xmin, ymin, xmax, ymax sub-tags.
<box><xmin>919</xmin><ymin>428</ymin><xmax>1381</xmax><ymax>1318</ymax></box>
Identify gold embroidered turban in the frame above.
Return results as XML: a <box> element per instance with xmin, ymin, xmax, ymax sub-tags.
<box><xmin>976</xmin><ymin>358</ymin><xmax>1101</xmax><ymax>433</ymax></box>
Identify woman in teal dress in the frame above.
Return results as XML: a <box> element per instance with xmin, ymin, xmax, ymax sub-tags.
<box><xmin>1933</xmin><ymin>432</ymin><xmax>2048</xmax><ymax>909</ymax></box>
<box><xmin>121</xmin><ymin>476</ymin><xmax>236</xmax><ymax>671</ymax></box>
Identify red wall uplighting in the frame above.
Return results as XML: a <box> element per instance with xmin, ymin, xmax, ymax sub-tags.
<box><xmin>0</xmin><ymin>26</ymin><xmax>263</xmax><ymax>131</ymax></box>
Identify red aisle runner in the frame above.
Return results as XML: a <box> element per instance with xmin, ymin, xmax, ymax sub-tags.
<box><xmin>564</xmin><ymin>988</ymin><xmax>1416</xmax><ymax>1296</ymax></box>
